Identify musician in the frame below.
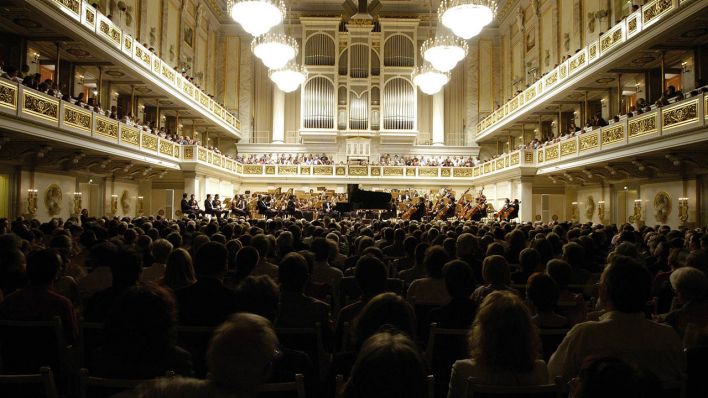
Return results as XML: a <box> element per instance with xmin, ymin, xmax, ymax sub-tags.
<box><xmin>470</xmin><ymin>196</ymin><xmax>487</xmax><ymax>222</ymax></box>
<box><xmin>322</xmin><ymin>197</ymin><xmax>340</xmax><ymax>219</ymax></box>
<box><xmin>286</xmin><ymin>195</ymin><xmax>303</xmax><ymax>219</ymax></box>
<box><xmin>508</xmin><ymin>199</ymin><xmax>520</xmax><ymax>220</ymax></box>
<box><xmin>188</xmin><ymin>194</ymin><xmax>204</xmax><ymax>217</ymax></box>
<box><xmin>204</xmin><ymin>194</ymin><xmax>222</xmax><ymax>220</ymax></box>
<box><xmin>411</xmin><ymin>197</ymin><xmax>427</xmax><ymax>221</ymax></box>
<box><xmin>445</xmin><ymin>194</ymin><xmax>457</xmax><ymax>219</ymax></box>
<box><xmin>498</xmin><ymin>199</ymin><xmax>512</xmax><ymax>221</ymax></box>
<box><xmin>257</xmin><ymin>195</ymin><xmax>276</xmax><ymax>218</ymax></box>
<box><xmin>180</xmin><ymin>193</ymin><xmax>193</xmax><ymax>218</ymax></box>
<box><xmin>230</xmin><ymin>194</ymin><xmax>250</xmax><ymax>218</ymax></box>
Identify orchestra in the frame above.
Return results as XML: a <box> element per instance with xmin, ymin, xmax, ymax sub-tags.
<box><xmin>177</xmin><ymin>189</ymin><xmax>520</xmax><ymax>222</ymax></box>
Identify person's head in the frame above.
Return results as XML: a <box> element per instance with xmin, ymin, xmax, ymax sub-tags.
<box><xmin>600</xmin><ymin>255</ymin><xmax>651</xmax><ymax>313</ymax></box>
<box><xmin>573</xmin><ymin>356</ymin><xmax>659</xmax><ymax>398</ymax></box>
<box><xmin>423</xmin><ymin>246</ymin><xmax>449</xmax><ymax>279</ymax></box>
<box><xmin>526</xmin><ymin>272</ymin><xmax>560</xmax><ymax>313</ymax></box>
<box><xmin>26</xmin><ymin>249</ymin><xmax>62</xmax><ymax>286</ymax></box>
<box><xmin>278</xmin><ymin>252</ymin><xmax>309</xmax><ymax>292</ymax></box>
<box><xmin>207</xmin><ymin>313</ymin><xmax>279</xmax><ymax>392</ymax></box>
<box><xmin>344</xmin><ymin>331</ymin><xmax>427</xmax><ymax>398</ymax></box>
<box><xmin>194</xmin><ymin>242</ymin><xmax>228</xmax><ymax>279</ymax></box>
<box><xmin>562</xmin><ymin>242</ymin><xmax>586</xmax><ymax>269</ymax></box>
<box><xmin>151</xmin><ymin>239</ymin><xmax>173</xmax><ymax>264</ymax></box>
<box><xmin>469</xmin><ymin>291</ymin><xmax>539</xmax><ymax>373</ymax></box>
<box><xmin>519</xmin><ymin>247</ymin><xmax>541</xmax><ymax>274</ymax></box>
<box><xmin>355</xmin><ymin>255</ymin><xmax>387</xmax><ymax>299</ymax></box>
<box><xmin>104</xmin><ymin>284</ymin><xmax>177</xmax><ymax>356</ymax></box>
<box><xmin>250</xmin><ymin>234</ymin><xmax>270</xmax><ymax>259</ymax></box>
<box><xmin>481</xmin><ymin>255</ymin><xmax>510</xmax><ymax>286</ymax></box>
<box><xmin>235</xmin><ymin>275</ymin><xmax>279</xmax><ymax>322</ymax></box>
<box><xmin>311</xmin><ymin>237</ymin><xmax>331</xmax><ymax>262</ymax></box>
<box><xmin>669</xmin><ymin>266</ymin><xmax>708</xmax><ymax>304</ymax></box>
<box><xmin>87</xmin><ymin>241</ymin><xmax>117</xmax><ymax>269</ymax></box>
<box><xmin>163</xmin><ymin>248</ymin><xmax>196</xmax><ymax>290</ymax></box>
<box><xmin>353</xmin><ymin>292</ymin><xmax>416</xmax><ymax>348</ymax></box>
<box><xmin>443</xmin><ymin>260</ymin><xmax>476</xmax><ymax>300</ymax></box>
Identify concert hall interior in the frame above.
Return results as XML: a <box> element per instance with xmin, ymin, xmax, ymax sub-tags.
<box><xmin>1</xmin><ymin>0</ymin><xmax>708</xmax><ymax>397</ymax></box>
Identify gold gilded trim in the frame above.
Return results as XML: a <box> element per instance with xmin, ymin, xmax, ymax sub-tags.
<box><xmin>23</xmin><ymin>91</ymin><xmax>58</xmax><ymax>121</ymax></box>
<box><xmin>441</xmin><ymin>168</ymin><xmax>451</xmax><ymax>177</ymax></box>
<box><xmin>0</xmin><ymin>80</ymin><xmax>18</xmax><ymax>110</ymax></box>
<box><xmin>265</xmin><ymin>165</ymin><xmax>275</xmax><ymax>175</ymax></box>
<box><xmin>579</xmin><ymin>134</ymin><xmax>599</xmax><ymax>151</ymax></box>
<box><xmin>406</xmin><ymin>168</ymin><xmax>416</xmax><ymax>177</ymax></box>
<box><xmin>279</xmin><ymin>166</ymin><xmax>297</xmax><ymax>175</ymax></box>
<box><xmin>383</xmin><ymin>167</ymin><xmax>403</xmax><ymax>176</ymax></box>
<box><xmin>602</xmin><ymin>125</ymin><xmax>625</xmax><ymax>145</ymax></box>
<box><xmin>419</xmin><ymin>167</ymin><xmax>438</xmax><ymax>177</ymax></box>
<box><xmin>183</xmin><ymin>147</ymin><xmax>194</xmax><ymax>160</ymax></box>
<box><xmin>495</xmin><ymin>158</ymin><xmax>505</xmax><ymax>169</ymax></box>
<box><xmin>141</xmin><ymin>134</ymin><xmax>158</xmax><ymax>151</ymax></box>
<box><xmin>662</xmin><ymin>99</ymin><xmax>699</xmax><ymax>130</ymax></box>
<box><xmin>313</xmin><ymin>166</ymin><xmax>333</xmax><ymax>176</ymax></box>
<box><xmin>53</xmin><ymin>0</ymin><xmax>80</xmax><ymax>15</ymax></box>
<box><xmin>560</xmin><ymin>140</ymin><xmax>577</xmax><ymax>156</ymax></box>
<box><xmin>63</xmin><ymin>105</ymin><xmax>92</xmax><ymax>131</ymax></box>
<box><xmin>120</xmin><ymin>127</ymin><xmax>139</xmax><ymax>145</ymax></box>
<box><xmin>371</xmin><ymin>167</ymin><xmax>381</xmax><ymax>176</ymax></box>
<box><xmin>95</xmin><ymin>116</ymin><xmax>118</xmax><ymax>138</ymax></box>
<box><xmin>243</xmin><ymin>165</ymin><xmax>263</xmax><ymax>175</ymax></box>
<box><xmin>628</xmin><ymin>113</ymin><xmax>658</xmax><ymax>138</ymax></box>
<box><xmin>336</xmin><ymin>166</ymin><xmax>346</xmax><ymax>176</ymax></box>
<box><xmin>545</xmin><ymin>146</ymin><xmax>559</xmax><ymax>161</ymax></box>
<box><xmin>453</xmin><ymin>168</ymin><xmax>473</xmax><ymax>177</ymax></box>
<box><xmin>349</xmin><ymin>166</ymin><xmax>367</xmax><ymax>176</ymax></box>
<box><xmin>509</xmin><ymin>153</ymin><xmax>520</xmax><ymax>166</ymax></box>
<box><xmin>159</xmin><ymin>140</ymin><xmax>174</xmax><ymax>155</ymax></box>
<box><xmin>643</xmin><ymin>0</ymin><xmax>674</xmax><ymax>26</ymax></box>
<box><xmin>300</xmin><ymin>166</ymin><xmax>311</xmax><ymax>175</ymax></box>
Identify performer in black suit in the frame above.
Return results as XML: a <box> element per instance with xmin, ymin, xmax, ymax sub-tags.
<box><xmin>204</xmin><ymin>194</ymin><xmax>222</xmax><ymax>220</ymax></box>
<box><xmin>257</xmin><ymin>195</ymin><xmax>276</xmax><ymax>218</ymax></box>
<box><xmin>213</xmin><ymin>194</ymin><xmax>224</xmax><ymax>218</ymax></box>
<box><xmin>286</xmin><ymin>195</ymin><xmax>303</xmax><ymax>219</ymax></box>
<box><xmin>230</xmin><ymin>194</ymin><xmax>250</xmax><ymax>218</ymax></box>
<box><xmin>508</xmin><ymin>199</ymin><xmax>520</xmax><ymax>220</ymax></box>
<box><xmin>322</xmin><ymin>197</ymin><xmax>340</xmax><ymax>219</ymax></box>
<box><xmin>180</xmin><ymin>193</ymin><xmax>192</xmax><ymax>217</ymax></box>
<box><xmin>411</xmin><ymin>197</ymin><xmax>427</xmax><ymax>221</ymax></box>
<box><xmin>188</xmin><ymin>194</ymin><xmax>204</xmax><ymax>217</ymax></box>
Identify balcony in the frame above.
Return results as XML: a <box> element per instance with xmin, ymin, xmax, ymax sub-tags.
<box><xmin>1</xmin><ymin>77</ymin><xmax>706</xmax><ymax>184</ymax></box>
<box><xmin>28</xmin><ymin>0</ymin><xmax>240</xmax><ymax>138</ymax></box>
<box><xmin>475</xmin><ymin>0</ymin><xmax>705</xmax><ymax>141</ymax></box>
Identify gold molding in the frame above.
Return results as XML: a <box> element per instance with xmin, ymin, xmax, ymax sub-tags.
<box><xmin>23</xmin><ymin>91</ymin><xmax>58</xmax><ymax>121</ymax></box>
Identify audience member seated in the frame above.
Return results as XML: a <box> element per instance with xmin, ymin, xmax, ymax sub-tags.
<box><xmin>548</xmin><ymin>255</ymin><xmax>686</xmax><ymax>383</ymax></box>
<box><xmin>570</xmin><ymin>356</ymin><xmax>661</xmax><ymax>398</ymax></box>
<box><xmin>310</xmin><ymin>237</ymin><xmax>344</xmax><ymax>298</ymax></box>
<box><xmin>91</xmin><ymin>284</ymin><xmax>193</xmax><ymax>378</ymax></box>
<box><xmin>546</xmin><ymin>259</ymin><xmax>587</xmax><ymax>326</ymax></box>
<box><xmin>471</xmin><ymin>255</ymin><xmax>517</xmax><ymax>306</ymax></box>
<box><xmin>511</xmin><ymin>247</ymin><xmax>542</xmax><ymax>285</ymax></box>
<box><xmin>250</xmin><ymin>234</ymin><xmax>279</xmax><ymax>280</ymax></box>
<box><xmin>526</xmin><ymin>272</ymin><xmax>569</xmax><ymax>328</ymax></box>
<box><xmin>657</xmin><ymin>266</ymin><xmax>708</xmax><ymax>339</ymax></box>
<box><xmin>342</xmin><ymin>330</ymin><xmax>427</xmax><ymax>398</ymax></box>
<box><xmin>175</xmin><ymin>242</ymin><xmax>237</xmax><ymax>326</ymax></box>
<box><xmin>406</xmin><ymin>246</ymin><xmax>451</xmax><ymax>306</ymax></box>
<box><xmin>142</xmin><ymin>239</ymin><xmax>173</xmax><ymax>283</ymax></box>
<box><xmin>0</xmin><ymin>248</ymin><xmax>78</xmax><ymax>344</ymax></box>
<box><xmin>161</xmin><ymin>248</ymin><xmax>196</xmax><ymax>291</ymax></box>
<box><xmin>448</xmin><ymin>291</ymin><xmax>549</xmax><ymax>398</ymax></box>
<box><xmin>428</xmin><ymin>260</ymin><xmax>478</xmax><ymax>329</ymax></box>
<box><xmin>84</xmin><ymin>247</ymin><xmax>143</xmax><ymax>322</ymax></box>
<box><xmin>77</xmin><ymin>242</ymin><xmax>116</xmax><ymax>300</ymax></box>
<box><xmin>399</xmin><ymin>242</ymin><xmax>430</xmax><ymax>286</ymax></box>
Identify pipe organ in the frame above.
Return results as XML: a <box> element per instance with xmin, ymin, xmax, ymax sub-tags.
<box><xmin>300</xmin><ymin>17</ymin><xmax>418</xmax><ymax>135</ymax></box>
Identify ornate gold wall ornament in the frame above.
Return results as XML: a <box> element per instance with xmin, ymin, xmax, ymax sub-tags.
<box><xmin>197</xmin><ymin>147</ymin><xmax>207</xmax><ymax>161</ymax></box>
<box><xmin>524</xmin><ymin>152</ymin><xmax>534</xmax><ymax>163</ymax></box>
<box><xmin>545</xmin><ymin>146</ymin><xmax>559</xmax><ymax>160</ymax></box>
<box><xmin>54</xmin><ymin>0</ymin><xmax>80</xmax><ymax>15</ymax></box>
<box><xmin>159</xmin><ymin>140</ymin><xmax>173</xmax><ymax>155</ymax></box>
<box><xmin>348</xmin><ymin>166</ymin><xmax>367</xmax><ymax>176</ymax></box>
<box><xmin>120</xmin><ymin>127</ymin><xmax>139</xmax><ymax>145</ymax></box>
<box><xmin>136</xmin><ymin>47</ymin><xmax>151</xmax><ymax>66</ymax></box>
<box><xmin>643</xmin><ymin>0</ymin><xmax>674</xmax><ymax>25</ymax></box>
<box><xmin>509</xmin><ymin>153</ymin><xmax>520</xmax><ymax>166</ymax></box>
<box><xmin>265</xmin><ymin>165</ymin><xmax>275</xmax><ymax>175</ymax></box>
<box><xmin>602</xmin><ymin>125</ymin><xmax>624</xmax><ymax>145</ymax></box>
<box><xmin>537</xmin><ymin>150</ymin><xmax>544</xmax><ymax>163</ymax></box>
<box><xmin>653</xmin><ymin>191</ymin><xmax>671</xmax><ymax>224</ymax></box>
<box><xmin>0</xmin><ymin>80</ymin><xmax>17</xmax><ymax>109</ymax></box>
<box><xmin>64</xmin><ymin>106</ymin><xmax>92</xmax><ymax>131</ymax></box>
<box><xmin>96</xmin><ymin>117</ymin><xmax>118</xmax><ymax>138</ymax></box>
<box><xmin>214</xmin><ymin>156</ymin><xmax>222</xmax><ymax>167</ymax></box>
<box><xmin>628</xmin><ymin>18</ymin><xmax>638</xmax><ymax>33</ymax></box>
<box><xmin>473</xmin><ymin>167</ymin><xmax>480</xmax><ymax>177</ymax></box>
<box><xmin>496</xmin><ymin>158</ymin><xmax>506</xmax><ymax>169</ymax></box>
<box><xmin>419</xmin><ymin>167</ymin><xmax>438</xmax><ymax>177</ymax></box>
<box><xmin>545</xmin><ymin>71</ymin><xmax>558</xmax><ymax>86</ymax></box>
<box><xmin>406</xmin><ymin>168</ymin><xmax>416</xmax><ymax>177</ymax></box>
<box><xmin>85</xmin><ymin>7</ymin><xmax>95</xmax><ymax>24</ymax></box>
<box><xmin>662</xmin><ymin>100</ymin><xmax>698</xmax><ymax>129</ymax></box>
<box><xmin>142</xmin><ymin>134</ymin><xmax>158</xmax><ymax>151</ymax></box>
<box><xmin>628</xmin><ymin>113</ymin><xmax>658</xmax><ymax>137</ymax></box>
<box><xmin>579</xmin><ymin>134</ymin><xmax>599</xmax><ymax>151</ymax></box>
<box><xmin>243</xmin><ymin>165</ymin><xmax>263</xmax><ymax>175</ymax></box>
<box><xmin>453</xmin><ymin>168</ymin><xmax>473</xmax><ymax>177</ymax></box>
<box><xmin>279</xmin><ymin>166</ymin><xmax>297</xmax><ymax>175</ymax></box>
<box><xmin>560</xmin><ymin>140</ymin><xmax>577</xmax><ymax>156</ymax></box>
<box><xmin>23</xmin><ymin>92</ymin><xmax>58</xmax><ymax>121</ymax></box>
<box><xmin>183</xmin><ymin>147</ymin><xmax>194</xmax><ymax>160</ymax></box>
<box><xmin>585</xmin><ymin>196</ymin><xmax>595</xmax><ymax>220</ymax></box>
<box><xmin>589</xmin><ymin>43</ymin><xmax>598</xmax><ymax>60</ymax></box>
<box><xmin>371</xmin><ymin>167</ymin><xmax>381</xmax><ymax>176</ymax></box>
<box><xmin>161</xmin><ymin>64</ymin><xmax>175</xmax><ymax>82</ymax></box>
<box><xmin>383</xmin><ymin>167</ymin><xmax>403</xmax><ymax>176</ymax></box>
<box><xmin>525</xmin><ymin>87</ymin><xmax>536</xmax><ymax>101</ymax></box>
<box><xmin>45</xmin><ymin>184</ymin><xmax>63</xmax><ymax>216</ymax></box>
<box><xmin>559</xmin><ymin>64</ymin><xmax>567</xmax><ymax>80</ymax></box>
<box><xmin>600</xmin><ymin>27</ymin><xmax>623</xmax><ymax>53</ymax></box>
<box><xmin>483</xmin><ymin>163</ymin><xmax>492</xmax><ymax>174</ymax></box>
<box><xmin>569</xmin><ymin>52</ymin><xmax>586</xmax><ymax>74</ymax></box>
<box><xmin>120</xmin><ymin>190</ymin><xmax>131</xmax><ymax>214</ymax></box>
<box><xmin>314</xmin><ymin>166</ymin><xmax>333</xmax><ymax>176</ymax></box>
<box><xmin>441</xmin><ymin>168</ymin><xmax>451</xmax><ymax>177</ymax></box>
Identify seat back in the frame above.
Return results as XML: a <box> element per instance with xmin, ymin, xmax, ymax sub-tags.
<box><xmin>0</xmin><ymin>317</ymin><xmax>67</xmax><ymax>375</ymax></box>
<box><xmin>78</xmin><ymin>321</ymin><xmax>105</xmax><ymax>368</ymax></box>
<box><xmin>77</xmin><ymin>368</ymin><xmax>173</xmax><ymax>398</ymax></box>
<box><xmin>425</xmin><ymin>324</ymin><xmax>468</xmax><ymax>398</ymax></box>
<box><xmin>0</xmin><ymin>366</ymin><xmax>58</xmax><ymax>398</ymax></box>
<box><xmin>686</xmin><ymin>346</ymin><xmax>708</xmax><ymax>398</ymax></box>
<box><xmin>176</xmin><ymin>325</ymin><xmax>216</xmax><ymax>378</ymax></box>
<box><xmin>466</xmin><ymin>377</ymin><xmax>563</xmax><ymax>398</ymax></box>
<box><xmin>276</xmin><ymin>325</ymin><xmax>326</xmax><ymax>375</ymax></box>
<box><xmin>537</xmin><ymin>329</ymin><xmax>569</xmax><ymax>362</ymax></box>
<box><xmin>256</xmin><ymin>373</ymin><xmax>306</xmax><ymax>398</ymax></box>
<box><xmin>339</xmin><ymin>277</ymin><xmax>406</xmax><ymax>309</ymax></box>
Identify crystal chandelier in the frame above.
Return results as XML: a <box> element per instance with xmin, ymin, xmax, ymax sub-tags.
<box><xmin>269</xmin><ymin>62</ymin><xmax>307</xmax><ymax>93</ymax></box>
<box><xmin>229</xmin><ymin>0</ymin><xmax>286</xmax><ymax>37</ymax></box>
<box><xmin>421</xmin><ymin>35</ymin><xmax>469</xmax><ymax>72</ymax></box>
<box><xmin>438</xmin><ymin>0</ymin><xmax>496</xmax><ymax>40</ymax></box>
<box><xmin>252</xmin><ymin>33</ymin><xmax>298</xmax><ymax>69</ymax></box>
<box><xmin>412</xmin><ymin>63</ymin><xmax>450</xmax><ymax>95</ymax></box>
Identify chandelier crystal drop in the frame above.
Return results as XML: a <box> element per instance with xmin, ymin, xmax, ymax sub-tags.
<box><xmin>412</xmin><ymin>63</ymin><xmax>450</xmax><ymax>95</ymax></box>
<box><xmin>229</xmin><ymin>0</ymin><xmax>286</xmax><ymax>37</ymax></box>
<box><xmin>438</xmin><ymin>0</ymin><xmax>496</xmax><ymax>40</ymax></box>
<box><xmin>269</xmin><ymin>62</ymin><xmax>307</xmax><ymax>93</ymax></box>
<box><xmin>421</xmin><ymin>36</ymin><xmax>469</xmax><ymax>72</ymax></box>
<box><xmin>252</xmin><ymin>33</ymin><xmax>298</xmax><ymax>69</ymax></box>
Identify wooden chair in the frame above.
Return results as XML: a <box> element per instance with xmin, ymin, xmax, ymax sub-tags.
<box><xmin>537</xmin><ymin>329</ymin><xmax>569</xmax><ymax>362</ymax></box>
<box><xmin>466</xmin><ymin>376</ymin><xmax>564</xmax><ymax>398</ymax></box>
<box><xmin>77</xmin><ymin>368</ymin><xmax>174</xmax><ymax>398</ymax></box>
<box><xmin>335</xmin><ymin>374</ymin><xmax>435</xmax><ymax>398</ymax></box>
<box><xmin>0</xmin><ymin>317</ymin><xmax>70</xmax><ymax>376</ymax></box>
<box><xmin>257</xmin><ymin>373</ymin><xmax>306</xmax><ymax>398</ymax></box>
<box><xmin>0</xmin><ymin>367</ymin><xmax>58</xmax><ymax>398</ymax></box>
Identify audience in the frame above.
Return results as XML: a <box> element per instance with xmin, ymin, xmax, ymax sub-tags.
<box><xmin>161</xmin><ymin>248</ymin><xmax>196</xmax><ymax>291</ymax></box>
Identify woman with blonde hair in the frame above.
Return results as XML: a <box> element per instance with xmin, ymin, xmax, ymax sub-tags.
<box><xmin>447</xmin><ymin>291</ymin><xmax>548</xmax><ymax>398</ymax></box>
<box><xmin>161</xmin><ymin>248</ymin><xmax>196</xmax><ymax>291</ymax></box>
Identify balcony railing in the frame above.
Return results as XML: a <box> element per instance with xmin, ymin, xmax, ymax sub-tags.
<box><xmin>46</xmin><ymin>0</ymin><xmax>240</xmax><ymax>134</ymax></box>
<box><xmin>1</xmin><ymin>78</ymin><xmax>706</xmax><ymax>181</ymax></box>
<box><xmin>476</xmin><ymin>0</ymin><xmax>694</xmax><ymax>139</ymax></box>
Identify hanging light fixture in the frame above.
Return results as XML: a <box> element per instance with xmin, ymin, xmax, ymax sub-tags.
<box><xmin>421</xmin><ymin>35</ymin><xmax>468</xmax><ymax>72</ymax></box>
<box><xmin>229</xmin><ymin>0</ymin><xmax>286</xmax><ymax>37</ymax></box>
<box><xmin>269</xmin><ymin>61</ymin><xmax>307</xmax><ymax>93</ymax></box>
<box><xmin>252</xmin><ymin>33</ymin><xmax>298</xmax><ymax>69</ymax></box>
<box><xmin>438</xmin><ymin>0</ymin><xmax>496</xmax><ymax>40</ymax></box>
<box><xmin>412</xmin><ymin>63</ymin><xmax>450</xmax><ymax>95</ymax></box>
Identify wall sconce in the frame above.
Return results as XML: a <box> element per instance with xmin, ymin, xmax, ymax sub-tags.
<box><xmin>92</xmin><ymin>89</ymin><xmax>98</xmax><ymax>96</ymax></box>
<box><xmin>678</xmin><ymin>197</ymin><xmax>689</xmax><ymax>226</ymax></box>
<box><xmin>681</xmin><ymin>62</ymin><xmax>691</xmax><ymax>74</ymax></box>
<box><xmin>26</xmin><ymin>189</ymin><xmax>38</xmax><ymax>216</ymax></box>
<box><xmin>110</xmin><ymin>194</ymin><xmax>118</xmax><ymax>216</ymax></box>
<box><xmin>598</xmin><ymin>200</ymin><xmax>606</xmax><ymax>224</ymax></box>
<box><xmin>629</xmin><ymin>199</ymin><xmax>643</xmax><ymax>224</ymax></box>
<box><xmin>73</xmin><ymin>192</ymin><xmax>82</xmax><ymax>216</ymax></box>
<box><xmin>32</xmin><ymin>52</ymin><xmax>40</xmax><ymax>64</ymax></box>
<box><xmin>571</xmin><ymin>201</ymin><xmax>579</xmax><ymax>222</ymax></box>
<box><xmin>136</xmin><ymin>196</ymin><xmax>144</xmax><ymax>217</ymax></box>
